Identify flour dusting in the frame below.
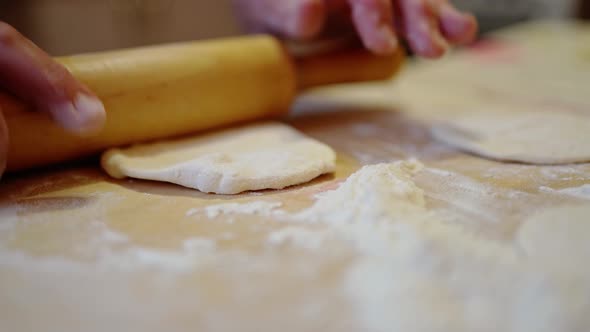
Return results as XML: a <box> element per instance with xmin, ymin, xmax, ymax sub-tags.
<box><xmin>3</xmin><ymin>158</ymin><xmax>590</xmax><ymax>332</ymax></box>
<box><xmin>266</xmin><ymin>160</ymin><xmax>590</xmax><ymax>332</ymax></box>
<box><xmin>539</xmin><ymin>184</ymin><xmax>590</xmax><ymax>200</ymax></box>
<box><xmin>296</xmin><ymin>160</ymin><xmax>425</xmax><ymax>224</ymax></box>
<box><xmin>267</xmin><ymin>227</ymin><xmax>328</xmax><ymax>250</ymax></box>
<box><xmin>188</xmin><ymin>201</ymin><xmax>284</xmax><ymax>219</ymax></box>
<box><xmin>556</xmin><ymin>184</ymin><xmax>590</xmax><ymax>199</ymax></box>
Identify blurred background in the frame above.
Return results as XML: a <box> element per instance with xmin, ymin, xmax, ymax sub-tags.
<box><xmin>0</xmin><ymin>0</ymin><xmax>587</xmax><ymax>56</ymax></box>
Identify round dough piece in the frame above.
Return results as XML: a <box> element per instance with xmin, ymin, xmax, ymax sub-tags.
<box><xmin>431</xmin><ymin>109</ymin><xmax>590</xmax><ymax>164</ymax></box>
<box><xmin>101</xmin><ymin>122</ymin><xmax>336</xmax><ymax>194</ymax></box>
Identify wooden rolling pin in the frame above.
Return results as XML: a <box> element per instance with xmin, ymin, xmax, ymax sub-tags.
<box><xmin>2</xmin><ymin>35</ymin><xmax>404</xmax><ymax>172</ymax></box>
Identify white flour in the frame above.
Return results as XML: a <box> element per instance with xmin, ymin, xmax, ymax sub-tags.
<box><xmin>2</xmin><ymin>160</ymin><xmax>589</xmax><ymax>332</ymax></box>
<box><xmin>540</xmin><ymin>166</ymin><xmax>587</xmax><ymax>181</ymax></box>
<box><xmin>555</xmin><ymin>184</ymin><xmax>590</xmax><ymax>200</ymax></box>
<box><xmin>267</xmin><ymin>227</ymin><xmax>328</xmax><ymax>250</ymax></box>
<box><xmin>420</xmin><ymin>167</ymin><xmax>526</xmax><ymax>224</ymax></box>
<box><xmin>187</xmin><ymin>201</ymin><xmax>284</xmax><ymax>218</ymax></box>
<box><xmin>267</xmin><ymin>160</ymin><xmax>590</xmax><ymax>332</ymax></box>
<box><xmin>0</xmin><ymin>221</ymin><xmax>216</xmax><ymax>275</ymax></box>
<box><xmin>295</xmin><ymin>160</ymin><xmax>426</xmax><ymax>225</ymax></box>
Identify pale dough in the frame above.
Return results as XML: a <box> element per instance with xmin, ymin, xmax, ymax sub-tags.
<box><xmin>101</xmin><ymin>122</ymin><xmax>336</xmax><ymax>194</ymax></box>
<box><xmin>431</xmin><ymin>108</ymin><xmax>590</xmax><ymax>164</ymax></box>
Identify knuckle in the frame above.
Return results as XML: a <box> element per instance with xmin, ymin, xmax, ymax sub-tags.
<box><xmin>0</xmin><ymin>22</ymin><xmax>21</xmax><ymax>47</ymax></box>
<box><xmin>45</xmin><ymin>61</ymin><xmax>74</xmax><ymax>98</ymax></box>
<box><xmin>400</xmin><ymin>0</ymin><xmax>430</xmax><ymax>16</ymax></box>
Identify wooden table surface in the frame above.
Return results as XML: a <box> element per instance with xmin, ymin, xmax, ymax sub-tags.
<box><xmin>1</xmin><ymin>20</ymin><xmax>589</xmax><ymax>332</ymax></box>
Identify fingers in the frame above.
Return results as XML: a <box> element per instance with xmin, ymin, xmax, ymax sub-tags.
<box><xmin>0</xmin><ymin>111</ymin><xmax>7</xmax><ymax>177</ymax></box>
<box><xmin>398</xmin><ymin>0</ymin><xmax>448</xmax><ymax>58</ymax></box>
<box><xmin>348</xmin><ymin>0</ymin><xmax>398</xmax><ymax>55</ymax></box>
<box><xmin>398</xmin><ymin>0</ymin><xmax>477</xmax><ymax>57</ymax></box>
<box><xmin>0</xmin><ymin>22</ymin><xmax>105</xmax><ymax>135</ymax></box>
<box><xmin>325</xmin><ymin>0</ymin><xmax>478</xmax><ymax>57</ymax></box>
<box><xmin>437</xmin><ymin>1</ymin><xmax>477</xmax><ymax>45</ymax></box>
<box><xmin>235</xmin><ymin>0</ymin><xmax>478</xmax><ymax>58</ymax></box>
<box><xmin>234</xmin><ymin>0</ymin><xmax>326</xmax><ymax>40</ymax></box>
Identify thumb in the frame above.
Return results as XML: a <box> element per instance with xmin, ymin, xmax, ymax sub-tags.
<box><xmin>0</xmin><ymin>22</ymin><xmax>105</xmax><ymax>135</ymax></box>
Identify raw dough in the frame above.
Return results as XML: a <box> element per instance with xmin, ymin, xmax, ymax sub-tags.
<box><xmin>431</xmin><ymin>109</ymin><xmax>590</xmax><ymax>164</ymax></box>
<box><xmin>101</xmin><ymin>122</ymin><xmax>336</xmax><ymax>194</ymax></box>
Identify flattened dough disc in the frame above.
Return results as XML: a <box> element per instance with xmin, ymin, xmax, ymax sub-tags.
<box><xmin>432</xmin><ymin>109</ymin><xmax>590</xmax><ymax>165</ymax></box>
<box><xmin>101</xmin><ymin>122</ymin><xmax>336</xmax><ymax>194</ymax></box>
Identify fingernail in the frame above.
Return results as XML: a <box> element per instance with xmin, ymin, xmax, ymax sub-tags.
<box><xmin>50</xmin><ymin>94</ymin><xmax>106</xmax><ymax>135</ymax></box>
<box><xmin>412</xmin><ymin>21</ymin><xmax>448</xmax><ymax>58</ymax></box>
<box><xmin>379</xmin><ymin>25</ymin><xmax>398</xmax><ymax>54</ymax></box>
<box><xmin>432</xmin><ymin>27</ymin><xmax>450</xmax><ymax>51</ymax></box>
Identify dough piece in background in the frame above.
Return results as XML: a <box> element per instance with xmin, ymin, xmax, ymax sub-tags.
<box><xmin>101</xmin><ymin>122</ymin><xmax>336</xmax><ymax>194</ymax></box>
<box><xmin>431</xmin><ymin>108</ymin><xmax>590</xmax><ymax>164</ymax></box>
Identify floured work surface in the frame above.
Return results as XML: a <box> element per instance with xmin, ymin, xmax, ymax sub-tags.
<box><xmin>1</xmin><ymin>21</ymin><xmax>590</xmax><ymax>332</ymax></box>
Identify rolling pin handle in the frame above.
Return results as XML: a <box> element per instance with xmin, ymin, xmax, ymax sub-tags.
<box><xmin>294</xmin><ymin>48</ymin><xmax>406</xmax><ymax>90</ymax></box>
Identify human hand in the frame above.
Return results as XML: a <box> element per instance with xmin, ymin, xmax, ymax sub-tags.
<box><xmin>233</xmin><ymin>0</ymin><xmax>477</xmax><ymax>57</ymax></box>
<box><xmin>0</xmin><ymin>22</ymin><xmax>106</xmax><ymax>177</ymax></box>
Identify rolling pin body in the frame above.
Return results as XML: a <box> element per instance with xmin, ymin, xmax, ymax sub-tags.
<box><xmin>3</xmin><ymin>35</ymin><xmax>403</xmax><ymax>171</ymax></box>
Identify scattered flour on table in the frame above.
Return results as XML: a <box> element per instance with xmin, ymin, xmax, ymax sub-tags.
<box><xmin>267</xmin><ymin>227</ymin><xmax>328</xmax><ymax>250</ymax></box>
<box><xmin>419</xmin><ymin>166</ymin><xmax>528</xmax><ymax>224</ymax></box>
<box><xmin>540</xmin><ymin>165</ymin><xmax>587</xmax><ymax>180</ymax></box>
<box><xmin>295</xmin><ymin>160</ymin><xmax>425</xmax><ymax>224</ymax></box>
<box><xmin>557</xmin><ymin>184</ymin><xmax>590</xmax><ymax>199</ymax></box>
<box><xmin>186</xmin><ymin>201</ymin><xmax>284</xmax><ymax>218</ymax></box>
<box><xmin>80</xmin><ymin>221</ymin><xmax>218</xmax><ymax>273</ymax></box>
<box><xmin>0</xmin><ymin>220</ymin><xmax>218</xmax><ymax>274</ymax></box>
<box><xmin>266</xmin><ymin>160</ymin><xmax>590</xmax><ymax>332</ymax></box>
<box><xmin>3</xmin><ymin>160</ymin><xmax>587</xmax><ymax>331</ymax></box>
<box><xmin>540</xmin><ymin>184</ymin><xmax>590</xmax><ymax>200</ymax></box>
